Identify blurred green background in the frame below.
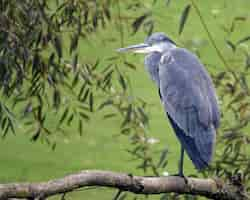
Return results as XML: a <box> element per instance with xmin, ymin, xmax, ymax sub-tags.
<box><xmin>1</xmin><ymin>0</ymin><xmax>250</xmax><ymax>199</ymax></box>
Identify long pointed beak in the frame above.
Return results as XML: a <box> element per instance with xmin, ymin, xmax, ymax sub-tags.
<box><xmin>116</xmin><ymin>43</ymin><xmax>152</xmax><ymax>54</ymax></box>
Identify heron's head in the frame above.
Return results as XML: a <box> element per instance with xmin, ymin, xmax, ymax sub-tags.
<box><xmin>117</xmin><ymin>32</ymin><xmax>176</xmax><ymax>54</ymax></box>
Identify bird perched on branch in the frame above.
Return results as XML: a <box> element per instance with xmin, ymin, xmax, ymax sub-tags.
<box><xmin>117</xmin><ymin>32</ymin><xmax>220</xmax><ymax>177</ymax></box>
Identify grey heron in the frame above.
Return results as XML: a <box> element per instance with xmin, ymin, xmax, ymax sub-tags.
<box><xmin>117</xmin><ymin>32</ymin><xmax>220</xmax><ymax>176</ymax></box>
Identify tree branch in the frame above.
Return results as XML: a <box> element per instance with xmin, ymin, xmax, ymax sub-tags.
<box><xmin>0</xmin><ymin>170</ymin><xmax>247</xmax><ymax>200</ymax></box>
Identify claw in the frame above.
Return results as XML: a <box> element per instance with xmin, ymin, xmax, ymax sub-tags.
<box><xmin>180</xmin><ymin>174</ymin><xmax>188</xmax><ymax>184</ymax></box>
<box><xmin>171</xmin><ymin>173</ymin><xmax>188</xmax><ymax>184</ymax></box>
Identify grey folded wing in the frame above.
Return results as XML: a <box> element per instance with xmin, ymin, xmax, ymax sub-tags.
<box><xmin>159</xmin><ymin>48</ymin><xmax>220</xmax><ymax>165</ymax></box>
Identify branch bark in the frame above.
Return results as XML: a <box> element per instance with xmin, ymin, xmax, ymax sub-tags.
<box><xmin>0</xmin><ymin>170</ymin><xmax>247</xmax><ymax>200</ymax></box>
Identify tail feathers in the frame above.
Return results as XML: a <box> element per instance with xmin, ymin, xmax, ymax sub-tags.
<box><xmin>175</xmin><ymin>129</ymin><xmax>209</xmax><ymax>170</ymax></box>
<box><xmin>167</xmin><ymin>114</ymin><xmax>214</xmax><ymax>170</ymax></box>
<box><xmin>194</xmin><ymin>125</ymin><xmax>215</xmax><ymax>167</ymax></box>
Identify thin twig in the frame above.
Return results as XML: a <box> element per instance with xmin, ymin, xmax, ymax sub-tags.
<box><xmin>189</xmin><ymin>0</ymin><xmax>239</xmax><ymax>82</ymax></box>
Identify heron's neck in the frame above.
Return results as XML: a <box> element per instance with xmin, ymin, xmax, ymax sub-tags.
<box><xmin>160</xmin><ymin>42</ymin><xmax>176</xmax><ymax>53</ymax></box>
<box><xmin>144</xmin><ymin>52</ymin><xmax>162</xmax><ymax>87</ymax></box>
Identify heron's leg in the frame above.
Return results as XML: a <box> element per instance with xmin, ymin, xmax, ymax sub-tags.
<box><xmin>178</xmin><ymin>146</ymin><xmax>184</xmax><ymax>177</ymax></box>
<box><xmin>177</xmin><ymin>146</ymin><xmax>188</xmax><ymax>184</ymax></box>
<box><xmin>170</xmin><ymin>146</ymin><xmax>188</xmax><ymax>183</ymax></box>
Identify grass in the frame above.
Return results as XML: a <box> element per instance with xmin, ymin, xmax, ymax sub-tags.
<box><xmin>1</xmin><ymin>0</ymin><xmax>250</xmax><ymax>199</ymax></box>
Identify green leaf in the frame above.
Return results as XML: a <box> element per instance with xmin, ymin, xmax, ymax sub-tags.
<box><xmin>239</xmin><ymin>73</ymin><xmax>249</xmax><ymax>93</ymax></box>
<box><xmin>2</xmin><ymin>118</ymin><xmax>13</xmax><ymax>137</ymax></box>
<box><xmin>48</xmin><ymin>53</ymin><xmax>55</xmax><ymax>66</ymax></box>
<box><xmin>245</xmin><ymin>54</ymin><xmax>250</xmax><ymax>69</ymax></box>
<box><xmin>119</xmin><ymin>74</ymin><xmax>127</xmax><ymax>91</ymax></box>
<box><xmin>67</xmin><ymin>113</ymin><xmax>74</xmax><ymax>125</ymax></box>
<box><xmin>137</xmin><ymin>107</ymin><xmax>148</xmax><ymax>124</ymax></box>
<box><xmin>103</xmin><ymin>6</ymin><xmax>111</xmax><ymax>21</ymax></box>
<box><xmin>80</xmin><ymin>71</ymin><xmax>92</xmax><ymax>85</ymax></box>
<box><xmin>236</xmin><ymin>36</ymin><xmax>250</xmax><ymax>45</ymax></box>
<box><xmin>23</xmin><ymin>102</ymin><xmax>33</xmax><ymax>116</ymax></box>
<box><xmin>70</xmin><ymin>34</ymin><xmax>79</xmax><ymax>55</ymax></box>
<box><xmin>8</xmin><ymin>118</ymin><xmax>15</xmax><ymax>135</ymax></box>
<box><xmin>103</xmin><ymin>70</ymin><xmax>114</xmax><ymax>83</ymax></box>
<box><xmin>92</xmin><ymin>11</ymin><xmax>98</xmax><ymax>28</ymax></box>
<box><xmin>132</xmin><ymin>12</ymin><xmax>150</xmax><ymax>35</ymax></box>
<box><xmin>89</xmin><ymin>91</ymin><xmax>94</xmax><ymax>112</ymax></box>
<box><xmin>32</xmin><ymin>53</ymin><xmax>40</xmax><ymax>74</ymax></box>
<box><xmin>52</xmin><ymin>142</ymin><xmax>57</xmax><ymax>151</ymax></box>
<box><xmin>1</xmin><ymin>117</ymin><xmax>7</xmax><ymax>134</ymax></box>
<box><xmin>226</xmin><ymin>40</ymin><xmax>236</xmax><ymax>52</ymax></box>
<box><xmin>53</xmin><ymin>89</ymin><xmax>61</xmax><ymax>109</ymax></box>
<box><xmin>228</xmin><ymin>92</ymin><xmax>246</xmax><ymax>107</ymax></box>
<box><xmin>121</xmin><ymin>104</ymin><xmax>132</xmax><ymax>127</ymax></box>
<box><xmin>53</xmin><ymin>35</ymin><xmax>62</xmax><ymax>58</ymax></box>
<box><xmin>78</xmin><ymin>119</ymin><xmax>83</xmax><ymax>136</ymax></box>
<box><xmin>72</xmin><ymin>71</ymin><xmax>80</xmax><ymax>88</ymax></box>
<box><xmin>98</xmin><ymin>99</ymin><xmax>113</xmax><ymax>110</ymax></box>
<box><xmin>124</xmin><ymin>61</ymin><xmax>136</xmax><ymax>70</ymax></box>
<box><xmin>30</xmin><ymin>128</ymin><xmax>41</xmax><ymax>142</ymax></box>
<box><xmin>121</xmin><ymin>128</ymin><xmax>131</xmax><ymax>135</ymax></box>
<box><xmin>81</xmin><ymin>88</ymin><xmax>89</xmax><ymax>103</ymax></box>
<box><xmin>36</xmin><ymin>30</ymin><xmax>43</xmax><ymax>47</ymax></box>
<box><xmin>37</xmin><ymin>105</ymin><xmax>42</xmax><ymax>122</ymax></box>
<box><xmin>79</xmin><ymin>112</ymin><xmax>90</xmax><ymax>121</ymax></box>
<box><xmin>179</xmin><ymin>4</ymin><xmax>191</xmax><ymax>35</ymax></box>
<box><xmin>59</xmin><ymin>107</ymin><xmax>69</xmax><ymax>125</ymax></box>
<box><xmin>103</xmin><ymin>113</ymin><xmax>117</xmax><ymax>119</ymax></box>
<box><xmin>92</xmin><ymin>59</ymin><xmax>100</xmax><ymax>71</ymax></box>
<box><xmin>72</xmin><ymin>53</ymin><xmax>78</xmax><ymax>72</ymax></box>
<box><xmin>157</xmin><ymin>148</ymin><xmax>168</xmax><ymax>168</ymax></box>
<box><xmin>78</xmin><ymin>83</ymin><xmax>87</xmax><ymax>100</ymax></box>
<box><xmin>143</xmin><ymin>20</ymin><xmax>154</xmax><ymax>36</ymax></box>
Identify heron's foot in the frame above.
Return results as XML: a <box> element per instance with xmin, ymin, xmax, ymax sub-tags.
<box><xmin>171</xmin><ymin>173</ymin><xmax>188</xmax><ymax>184</ymax></box>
